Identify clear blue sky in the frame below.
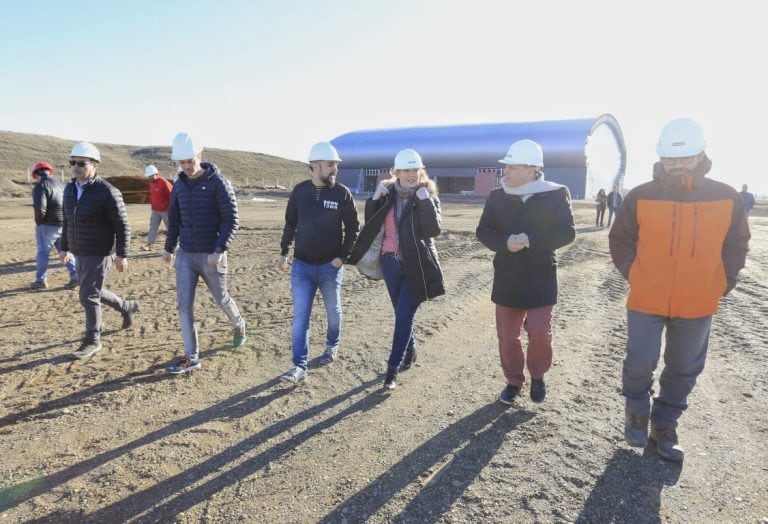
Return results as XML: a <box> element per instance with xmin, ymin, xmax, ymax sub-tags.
<box><xmin>1</xmin><ymin>0</ymin><xmax>766</xmax><ymax>195</ymax></box>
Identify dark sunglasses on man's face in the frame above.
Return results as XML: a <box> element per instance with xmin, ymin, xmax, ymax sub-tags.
<box><xmin>69</xmin><ymin>160</ymin><xmax>92</xmax><ymax>167</ymax></box>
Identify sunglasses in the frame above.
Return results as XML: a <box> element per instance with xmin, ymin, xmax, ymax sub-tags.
<box><xmin>69</xmin><ymin>160</ymin><xmax>92</xmax><ymax>167</ymax></box>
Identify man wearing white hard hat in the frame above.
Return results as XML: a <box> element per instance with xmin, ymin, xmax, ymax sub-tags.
<box><xmin>59</xmin><ymin>142</ymin><xmax>140</xmax><ymax>360</ymax></box>
<box><xmin>162</xmin><ymin>132</ymin><xmax>247</xmax><ymax>374</ymax></box>
<box><xmin>476</xmin><ymin>139</ymin><xmax>575</xmax><ymax>406</ymax></box>
<box><xmin>610</xmin><ymin>118</ymin><xmax>750</xmax><ymax>461</ymax></box>
<box><xmin>143</xmin><ymin>164</ymin><xmax>173</xmax><ymax>250</ymax></box>
<box><xmin>277</xmin><ymin>141</ymin><xmax>359</xmax><ymax>384</ymax></box>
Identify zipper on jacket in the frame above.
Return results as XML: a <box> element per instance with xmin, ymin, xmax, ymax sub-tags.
<box><xmin>690</xmin><ymin>204</ymin><xmax>698</xmax><ymax>257</ymax></box>
<box><xmin>410</xmin><ymin>201</ymin><xmax>429</xmax><ymax>298</ymax></box>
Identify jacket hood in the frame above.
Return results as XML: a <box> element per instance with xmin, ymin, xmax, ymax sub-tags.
<box><xmin>178</xmin><ymin>162</ymin><xmax>221</xmax><ymax>182</ymax></box>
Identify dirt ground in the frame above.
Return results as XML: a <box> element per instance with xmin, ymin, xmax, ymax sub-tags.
<box><xmin>0</xmin><ymin>195</ymin><xmax>766</xmax><ymax>524</ymax></box>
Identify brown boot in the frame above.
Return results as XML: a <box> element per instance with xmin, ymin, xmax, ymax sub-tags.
<box><xmin>624</xmin><ymin>411</ymin><xmax>649</xmax><ymax>447</ymax></box>
<box><xmin>649</xmin><ymin>425</ymin><xmax>685</xmax><ymax>462</ymax></box>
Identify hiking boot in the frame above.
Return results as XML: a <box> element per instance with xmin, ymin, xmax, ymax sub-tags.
<box><xmin>499</xmin><ymin>384</ymin><xmax>520</xmax><ymax>405</ymax></box>
<box><xmin>530</xmin><ymin>378</ymin><xmax>547</xmax><ymax>403</ymax></box>
<box><xmin>649</xmin><ymin>425</ymin><xmax>685</xmax><ymax>462</ymax></box>
<box><xmin>319</xmin><ymin>345</ymin><xmax>338</xmax><ymax>364</ymax></box>
<box><xmin>71</xmin><ymin>340</ymin><xmax>102</xmax><ymax>360</ymax></box>
<box><xmin>30</xmin><ymin>280</ymin><xmax>48</xmax><ymax>290</ymax></box>
<box><xmin>624</xmin><ymin>412</ymin><xmax>649</xmax><ymax>447</ymax></box>
<box><xmin>280</xmin><ymin>366</ymin><xmax>307</xmax><ymax>384</ymax></box>
<box><xmin>64</xmin><ymin>278</ymin><xmax>79</xmax><ymax>290</ymax></box>
<box><xmin>166</xmin><ymin>355</ymin><xmax>201</xmax><ymax>375</ymax></box>
<box><xmin>399</xmin><ymin>347</ymin><xmax>417</xmax><ymax>371</ymax></box>
<box><xmin>121</xmin><ymin>300</ymin><xmax>140</xmax><ymax>329</ymax></box>
<box><xmin>232</xmin><ymin>326</ymin><xmax>247</xmax><ymax>348</ymax></box>
<box><xmin>384</xmin><ymin>368</ymin><xmax>398</xmax><ymax>390</ymax></box>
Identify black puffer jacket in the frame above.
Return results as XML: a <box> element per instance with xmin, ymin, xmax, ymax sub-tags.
<box><xmin>32</xmin><ymin>174</ymin><xmax>65</xmax><ymax>226</ymax></box>
<box><xmin>476</xmin><ymin>186</ymin><xmax>575</xmax><ymax>309</ymax></box>
<box><xmin>348</xmin><ymin>183</ymin><xmax>445</xmax><ymax>305</ymax></box>
<box><xmin>165</xmin><ymin>163</ymin><xmax>239</xmax><ymax>254</ymax></box>
<box><xmin>61</xmin><ymin>175</ymin><xmax>130</xmax><ymax>257</ymax></box>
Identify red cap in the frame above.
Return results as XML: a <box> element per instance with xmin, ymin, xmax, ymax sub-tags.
<box><xmin>33</xmin><ymin>161</ymin><xmax>55</xmax><ymax>174</ymax></box>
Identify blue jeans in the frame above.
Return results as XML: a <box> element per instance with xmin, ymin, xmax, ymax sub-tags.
<box><xmin>381</xmin><ymin>254</ymin><xmax>419</xmax><ymax>371</ymax></box>
<box><xmin>290</xmin><ymin>259</ymin><xmax>343</xmax><ymax>370</ymax></box>
<box><xmin>35</xmin><ymin>225</ymin><xmax>77</xmax><ymax>282</ymax></box>
<box><xmin>622</xmin><ymin>310</ymin><xmax>712</xmax><ymax>428</ymax></box>
<box><xmin>175</xmin><ymin>249</ymin><xmax>245</xmax><ymax>359</ymax></box>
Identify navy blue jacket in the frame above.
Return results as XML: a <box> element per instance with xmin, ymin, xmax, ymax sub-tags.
<box><xmin>61</xmin><ymin>175</ymin><xmax>131</xmax><ymax>257</ymax></box>
<box><xmin>165</xmin><ymin>163</ymin><xmax>239</xmax><ymax>254</ymax></box>
<box><xmin>32</xmin><ymin>174</ymin><xmax>65</xmax><ymax>226</ymax></box>
<box><xmin>476</xmin><ymin>186</ymin><xmax>575</xmax><ymax>309</ymax></box>
<box><xmin>280</xmin><ymin>180</ymin><xmax>359</xmax><ymax>264</ymax></box>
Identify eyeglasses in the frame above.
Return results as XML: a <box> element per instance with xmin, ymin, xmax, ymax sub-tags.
<box><xmin>661</xmin><ymin>155</ymin><xmax>698</xmax><ymax>167</ymax></box>
<box><xmin>69</xmin><ymin>160</ymin><xmax>92</xmax><ymax>167</ymax></box>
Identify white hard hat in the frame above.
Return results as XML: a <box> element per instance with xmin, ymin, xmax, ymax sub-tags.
<box><xmin>308</xmin><ymin>142</ymin><xmax>342</xmax><ymax>162</ymax></box>
<box><xmin>171</xmin><ymin>132</ymin><xmax>203</xmax><ymax>161</ymax></box>
<box><xmin>144</xmin><ymin>165</ymin><xmax>159</xmax><ymax>177</ymax></box>
<box><xmin>393</xmin><ymin>149</ymin><xmax>425</xmax><ymax>170</ymax></box>
<box><xmin>70</xmin><ymin>142</ymin><xmax>101</xmax><ymax>162</ymax></box>
<box><xmin>499</xmin><ymin>139</ymin><xmax>544</xmax><ymax>167</ymax></box>
<box><xmin>656</xmin><ymin>118</ymin><xmax>705</xmax><ymax>158</ymax></box>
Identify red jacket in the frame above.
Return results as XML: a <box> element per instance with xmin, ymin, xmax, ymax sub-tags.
<box><xmin>149</xmin><ymin>177</ymin><xmax>173</xmax><ymax>212</ymax></box>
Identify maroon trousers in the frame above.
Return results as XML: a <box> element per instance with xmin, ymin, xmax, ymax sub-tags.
<box><xmin>495</xmin><ymin>304</ymin><xmax>554</xmax><ymax>386</ymax></box>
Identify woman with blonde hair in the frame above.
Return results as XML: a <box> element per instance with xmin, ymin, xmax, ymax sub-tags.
<box><xmin>348</xmin><ymin>148</ymin><xmax>445</xmax><ymax>389</ymax></box>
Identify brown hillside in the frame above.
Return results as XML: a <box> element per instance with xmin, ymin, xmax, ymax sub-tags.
<box><xmin>0</xmin><ymin>130</ymin><xmax>309</xmax><ymax>197</ymax></box>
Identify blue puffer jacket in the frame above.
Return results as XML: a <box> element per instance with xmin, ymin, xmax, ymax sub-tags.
<box><xmin>164</xmin><ymin>163</ymin><xmax>239</xmax><ymax>254</ymax></box>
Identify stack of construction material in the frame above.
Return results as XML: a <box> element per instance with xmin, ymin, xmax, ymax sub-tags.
<box><xmin>104</xmin><ymin>176</ymin><xmax>150</xmax><ymax>204</ymax></box>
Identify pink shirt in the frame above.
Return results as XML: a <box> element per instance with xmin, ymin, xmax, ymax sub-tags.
<box><xmin>381</xmin><ymin>206</ymin><xmax>399</xmax><ymax>254</ymax></box>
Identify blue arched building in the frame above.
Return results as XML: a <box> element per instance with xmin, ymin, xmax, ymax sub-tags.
<box><xmin>331</xmin><ymin>114</ymin><xmax>626</xmax><ymax>199</ymax></box>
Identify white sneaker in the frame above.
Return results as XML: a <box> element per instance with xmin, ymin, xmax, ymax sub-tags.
<box><xmin>319</xmin><ymin>345</ymin><xmax>338</xmax><ymax>364</ymax></box>
<box><xmin>280</xmin><ymin>366</ymin><xmax>307</xmax><ymax>384</ymax></box>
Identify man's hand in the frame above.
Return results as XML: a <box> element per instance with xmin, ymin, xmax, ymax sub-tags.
<box><xmin>207</xmin><ymin>252</ymin><xmax>223</xmax><ymax>266</ymax></box>
<box><xmin>372</xmin><ymin>182</ymin><xmax>389</xmax><ymax>201</ymax></box>
<box><xmin>115</xmin><ymin>256</ymin><xmax>128</xmax><ymax>272</ymax></box>
<box><xmin>162</xmin><ymin>251</ymin><xmax>174</xmax><ymax>265</ymax></box>
<box><xmin>277</xmin><ymin>255</ymin><xmax>289</xmax><ymax>270</ymax></box>
<box><xmin>506</xmin><ymin>233</ymin><xmax>530</xmax><ymax>253</ymax></box>
<box><xmin>416</xmin><ymin>187</ymin><xmax>430</xmax><ymax>200</ymax></box>
<box><xmin>59</xmin><ymin>251</ymin><xmax>70</xmax><ymax>265</ymax></box>
<box><xmin>331</xmin><ymin>257</ymin><xmax>343</xmax><ymax>268</ymax></box>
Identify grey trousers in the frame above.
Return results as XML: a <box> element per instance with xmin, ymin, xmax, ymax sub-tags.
<box><xmin>147</xmin><ymin>210</ymin><xmax>169</xmax><ymax>246</ymax></box>
<box><xmin>622</xmin><ymin>309</ymin><xmax>712</xmax><ymax>428</ymax></box>
<box><xmin>175</xmin><ymin>249</ymin><xmax>245</xmax><ymax>359</ymax></box>
<box><xmin>77</xmin><ymin>255</ymin><xmax>128</xmax><ymax>342</ymax></box>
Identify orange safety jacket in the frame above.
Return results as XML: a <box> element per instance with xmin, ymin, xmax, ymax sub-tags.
<box><xmin>609</xmin><ymin>156</ymin><xmax>750</xmax><ymax>318</ymax></box>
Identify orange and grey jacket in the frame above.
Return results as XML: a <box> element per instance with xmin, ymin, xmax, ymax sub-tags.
<box><xmin>609</xmin><ymin>156</ymin><xmax>750</xmax><ymax>318</ymax></box>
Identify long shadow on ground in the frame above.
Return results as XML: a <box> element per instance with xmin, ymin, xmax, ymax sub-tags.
<box><xmin>0</xmin><ymin>377</ymin><xmax>285</xmax><ymax>513</ymax></box>
<box><xmin>75</xmin><ymin>379</ymin><xmax>383</xmax><ymax>522</ymax></box>
<box><xmin>576</xmin><ymin>448</ymin><xmax>682</xmax><ymax>523</ymax></box>
<box><xmin>322</xmin><ymin>403</ymin><xmax>536</xmax><ymax>523</ymax></box>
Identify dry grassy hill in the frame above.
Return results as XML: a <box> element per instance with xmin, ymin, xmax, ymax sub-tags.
<box><xmin>0</xmin><ymin>130</ymin><xmax>309</xmax><ymax>197</ymax></box>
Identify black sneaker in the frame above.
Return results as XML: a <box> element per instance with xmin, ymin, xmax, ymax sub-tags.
<box><xmin>29</xmin><ymin>280</ymin><xmax>48</xmax><ymax>290</ymax></box>
<box><xmin>122</xmin><ymin>300</ymin><xmax>140</xmax><ymax>329</ymax></box>
<box><xmin>530</xmin><ymin>378</ymin><xmax>547</xmax><ymax>403</ymax></box>
<box><xmin>64</xmin><ymin>278</ymin><xmax>79</xmax><ymax>290</ymax></box>
<box><xmin>499</xmin><ymin>384</ymin><xmax>520</xmax><ymax>405</ymax></box>
<box><xmin>399</xmin><ymin>347</ymin><xmax>417</xmax><ymax>371</ymax></box>
<box><xmin>71</xmin><ymin>340</ymin><xmax>102</xmax><ymax>360</ymax></box>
